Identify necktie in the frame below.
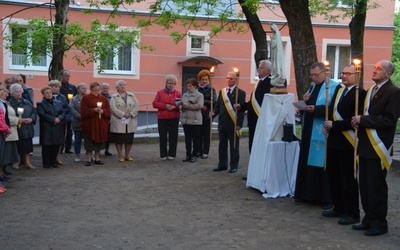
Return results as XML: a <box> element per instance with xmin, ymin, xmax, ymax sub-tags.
<box><xmin>339</xmin><ymin>88</ymin><xmax>348</xmax><ymax>102</ymax></box>
<box><xmin>228</xmin><ymin>88</ymin><xmax>231</xmax><ymax>95</ymax></box>
<box><xmin>370</xmin><ymin>86</ymin><xmax>379</xmax><ymax>100</ymax></box>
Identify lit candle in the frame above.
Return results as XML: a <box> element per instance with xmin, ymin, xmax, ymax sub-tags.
<box><xmin>97</xmin><ymin>102</ymin><xmax>102</xmax><ymax>119</ymax></box>
<box><xmin>67</xmin><ymin>94</ymin><xmax>73</xmax><ymax>100</ymax></box>
<box><xmin>17</xmin><ymin>107</ymin><xmax>24</xmax><ymax>129</ymax></box>
<box><xmin>233</xmin><ymin>67</ymin><xmax>240</xmax><ymax>78</ymax></box>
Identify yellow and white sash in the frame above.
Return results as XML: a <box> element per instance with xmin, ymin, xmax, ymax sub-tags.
<box><xmin>363</xmin><ymin>86</ymin><xmax>392</xmax><ymax>170</ymax></box>
<box><xmin>251</xmin><ymin>91</ymin><xmax>261</xmax><ymax>117</ymax></box>
<box><xmin>221</xmin><ymin>88</ymin><xmax>236</xmax><ymax>123</ymax></box>
<box><xmin>332</xmin><ymin>88</ymin><xmax>355</xmax><ymax>147</ymax></box>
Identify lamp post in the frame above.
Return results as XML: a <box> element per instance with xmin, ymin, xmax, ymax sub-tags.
<box><xmin>233</xmin><ymin>67</ymin><xmax>240</xmax><ymax>149</ymax></box>
<box><xmin>353</xmin><ymin>59</ymin><xmax>362</xmax><ymax>178</ymax></box>
<box><xmin>324</xmin><ymin>61</ymin><xmax>330</xmax><ymax>169</ymax></box>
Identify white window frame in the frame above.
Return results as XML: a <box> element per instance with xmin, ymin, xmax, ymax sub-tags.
<box><xmin>93</xmin><ymin>26</ymin><xmax>141</xmax><ymax>79</ymax></box>
<box><xmin>250</xmin><ymin>35</ymin><xmax>291</xmax><ymax>84</ymax></box>
<box><xmin>322</xmin><ymin>39</ymin><xmax>351</xmax><ymax>82</ymax></box>
<box><xmin>186</xmin><ymin>30</ymin><xmax>210</xmax><ymax>56</ymax></box>
<box><xmin>2</xmin><ymin>18</ymin><xmax>51</xmax><ymax>74</ymax></box>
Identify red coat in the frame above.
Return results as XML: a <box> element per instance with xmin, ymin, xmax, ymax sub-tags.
<box><xmin>152</xmin><ymin>88</ymin><xmax>182</xmax><ymax>120</ymax></box>
<box><xmin>80</xmin><ymin>93</ymin><xmax>111</xmax><ymax>143</ymax></box>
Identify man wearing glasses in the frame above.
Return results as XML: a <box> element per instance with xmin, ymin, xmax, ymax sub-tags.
<box><xmin>294</xmin><ymin>62</ymin><xmax>339</xmax><ymax>209</ymax></box>
<box><xmin>211</xmin><ymin>71</ymin><xmax>246</xmax><ymax>173</ymax></box>
<box><xmin>323</xmin><ymin>65</ymin><xmax>366</xmax><ymax>225</ymax></box>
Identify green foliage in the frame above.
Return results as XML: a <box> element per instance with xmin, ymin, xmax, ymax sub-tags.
<box><xmin>392</xmin><ymin>12</ymin><xmax>400</xmax><ymax>87</ymax></box>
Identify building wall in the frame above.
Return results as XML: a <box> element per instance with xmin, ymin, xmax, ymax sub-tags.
<box><xmin>0</xmin><ymin>0</ymin><xmax>395</xmax><ymax>107</ymax></box>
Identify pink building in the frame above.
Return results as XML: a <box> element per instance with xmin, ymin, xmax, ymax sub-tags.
<box><xmin>0</xmin><ymin>0</ymin><xmax>395</xmax><ymax>107</ymax></box>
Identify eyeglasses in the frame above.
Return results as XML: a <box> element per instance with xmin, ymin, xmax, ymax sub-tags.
<box><xmin>341</xmin><ymin>72</ymin><xmax>355</xmax><ymax>76</ymax></box>
<box><xmin>309</xmin><ymin>71</ymin><xmax>324</xmax><ymax>78</ymax></box>
<box><xmin>226</xmin><ymin>77</ymin><xmax>235</xmax><ymax>80</ymax></box>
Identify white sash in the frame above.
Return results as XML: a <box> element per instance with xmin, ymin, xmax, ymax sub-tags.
<box><xmin>221</xmin><ymin>88</ymin><xmax>236</xmax><ymax>123</ymax></box>
<box><xmin>332</xmin><ymin>88</ymin><xmax>355</xmax><ymax>147</ymax></box>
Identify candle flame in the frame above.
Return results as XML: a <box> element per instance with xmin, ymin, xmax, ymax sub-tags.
<box><xmin>353</xmin><ymin>59</ymin><xmax>361</xmax><ymax>66</ymax></box>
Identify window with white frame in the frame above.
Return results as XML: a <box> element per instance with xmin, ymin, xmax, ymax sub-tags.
<box><xmin>326</xmin><ymin>44</ymin><xmax>351</xmax><ymax>81</ymax></box>
<box><xmin>100</xmin><ymin>42</ymin><xmax>136</xmax><ymax>74</ymax></box>
<box><xmin>186</xmin><ymin>31</ymin><xmax>210</xmax><ymax>56</ymax></box>
<box><xmin>10</xmin><ymin>26</ymin><xmax>49</xmax><ymax>70</ymax></box>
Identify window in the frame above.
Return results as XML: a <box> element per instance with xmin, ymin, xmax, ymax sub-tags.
<box><xmin>99</xmin><ymin>43</ymin><xmax>136</xmax><ymax>74</ymax></box>
<box><xmin>190</xmin><ymin>36</ymin><xmax>205</xmax><ymax>52</ymax></box>
<box><xmin>326</xmin><ymin>45</ymin><xmax>351</xmax><ymax>80</ymax></box>
<box><xmin>10</xmin><ymin>26</ymin><xmax>49</xmax><ymax>70</ymax></box>
<box><xmin>329</xmin><ymin>0</ymin><xmax>353</xmax><ymax>8</ymax></box>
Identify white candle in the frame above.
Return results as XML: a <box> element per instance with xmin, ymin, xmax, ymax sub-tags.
<box><xmin>97</xmin><ymin>102</ymin><xmax>102</xmax><ymax>108</ymax></box>
<box><xmin>17</xmin><ymin>107</ymin><xmax>24</xmax><ymax>115</ymax></box>
<box><xmin>67</xmin><ymin>94</ymin><xmax>73</xmax><ymax>100</ymax></box>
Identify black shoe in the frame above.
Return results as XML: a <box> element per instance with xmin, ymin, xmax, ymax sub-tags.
<box><xmin>213</xmin><ymin>167</ymin><xmax>227</xmax><ymax>172</ymax></box>
<box><xmin>43</xmin><ymin>165</ymin><xmax>52</xmax><ymax>169</ymax></box>
<box><xmin>0</xmin><ymin>176</ymin><xmax>9</xmax><ymax>182</ymax></box>
<box><xmin>189</xmin><ymin>157</ymin><xmax>197</xmax><ymax>163</ymax></box>
<box><xmin>1</xmin><ymin>175</ymin><xmax>11</xmax><ymax>180</ymax></box>
<box><xmin>183</xmin><ymin>156</ymin><xmax>191</xmax><ymax>162</ymax></box>
<box><xmin>105</xmin><ymin>151</ymin><xmax>112</xmax><ymax>156</ymax></box>
<box><xmin>322</xmin><ymin>203</ymin><xmax>333</xmax><ymax>210</ymax></box>
<box><xmin>64</xmin><ymin>150</ymin><xmax>73</xmax><ymax>154</ymax></box>
<box><xmin>364</xmin><ymin>228</ymin><xmax>388</xmax><ymax>236</ymax></box>
<box><xmin>242</xmin><ymin>176</ymin><xmax>247</xmax><ymax>180</ymax></box>
<box><xmin>94</xmin><ymin>160</ymin><xmax>104</xmax><ymax>165</ymax></box>
<box><xmin>352</xmin><ymin>224</ymin><xmax>370</xmax><ymax>231</ymax></box>
<box><xmin>51</xmin><ymin>164</ymin><xmax>58</xmax><ymax>168</ymax></box>
<box><xmin>322</xmin><ymin>210</ymin><xmax>343</xmax><ymax>218</ymax></box>
<box><xmin>85</xmin><ymin>161</ymin><xmax>92</xmax><ymax>166</ymax></box>
<box><xmin>338</xmin><ymin>216</ymin><xmax>360</xmax><ymax>225</ymax></box>
<box><xmin>228</xmin><ymin>169</ymin><xmax>237</xmax><ymax>173</ymax></box>
<box><xmin>3</xmin><ymin>167</ymin><xmax>12</xmax><ymax>175</ymax></box>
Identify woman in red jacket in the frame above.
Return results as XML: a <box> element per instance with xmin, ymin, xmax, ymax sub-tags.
<box><xmin>152</xmin><ymin>74</ymin><xmax>182</xmax><ymax>160</ymax></box>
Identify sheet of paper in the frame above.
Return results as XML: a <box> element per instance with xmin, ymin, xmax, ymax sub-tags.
<box><xmin>292</xmin><ymin>100</ymin><xmax>307</xmax><ymax>111</ymax></box>
<box><xmin>121</xmin><ymin>117</ymin><xmax>131</xmax><ymax>125</ymax></box>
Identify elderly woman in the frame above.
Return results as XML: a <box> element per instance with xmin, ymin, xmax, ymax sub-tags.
<box><xmin>80</xmin><ymin>82</ymin><xmax>111</xmax><ymax>166</ymax></box>
<box><xmin>180</xmin><ymin>78</ymin><xmax>203</xmax><ymax>163</ymax></box>
<box><xmin>69</xmin><ymin>83</ymin><xmax>87</xmax><ymax>162</ymax></box>
<box><xmin>152</xmin><ymin>74</ymin><xmax>182</xmax><ymax>160</ymax></box>
<box><xmin>37</xmin><ymin>86</ymin><xmax>66</xmax><ymax>169</ymax></box>
<box><xmin>110</xmin><ymin>80</ymin><xmax>139</xmax><ymax>162</ymax></box>
<box><xmin>9</xmin><ymin>83</ymin><xmax>37</xmax><ymax>169</ymax></box>
<box><xmin>13</xmin><ymin>74</ymin><xmax>34</xmax><ymax>104</ymax></box>
<box><xmin>0</xmin><ymin>85</ymin><xmax>20</xmax><ymax>177</ymax></box>
<box><xmin>197</xmin><ymin>69</ymin><xmax>217</xmax><ymax>159</ymax></box>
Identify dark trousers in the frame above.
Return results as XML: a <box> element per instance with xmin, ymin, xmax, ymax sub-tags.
<box><xmin>248</xmin><ymin>121</ymin><xmax>256</xmax><ymax>153</ymax></box>
<box><xmin>218</xmin><ymin>128</ymin><xmax>239</xmax><ymax>170</ymax></box>
<box><xmin>326</xmin><ymin>148</ymin><xmax>359</xmax><ymax>219</ymax></box>
<box><xmin>158</xmin><ymin>119</ymin><xmax>179</xmax><ymax>158</ymax></box>
<box><xmin>74</xmin><ymin>130</ymin><xmax>82</xmax><ymax>155</ymax></box>
<box><xmin>61</xmin><ymin>121</ymin><xmax>73</xmax><ymax>152</ymax></box>
<box><xmin>359</xmin><ymin>157</ymin><xmax>388</xmax><ymax>230</ymax></box>
<box><xmin>199</xmin><ymin>118</ymin><xmax>211</xmax><ymax>155</ymax></box>
<box><xmin>42</xmin><ymin>145</ymin><xmax>60</xmax><ymax>167</ymax></box>
<box><xmin>183</xmin><ymin>124</ymin><xmax>201</xmax><ymax>158</ymax></box>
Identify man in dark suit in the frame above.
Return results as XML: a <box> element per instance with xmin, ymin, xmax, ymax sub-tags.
<box><xmin>211</xmin><ymin>71</ymin><xmax>246</xmax><ymax>173</ymax></box>
<box><xmin>59</xmin><ymin>69</ymin><xmax>77</xmax><ymax>154</ymax></box>
<box><xmin>324</xmin><ymin>65</ymin><xmax>366</xmax><ymax>225</ymax></box>
<box><xmin>351</xmin><ymin>60</ymin><xmax>400</xmax><ymax>236</ymax></box>
<box><xmin>239</xmin><ymin>60</ymin><xmax>273</xmax><ymax>153</ymax></box>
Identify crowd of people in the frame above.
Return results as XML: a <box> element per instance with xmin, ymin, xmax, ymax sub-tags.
<box><xmin>1</xmin><ymin>60</ymin><xmax>399</xmax><ymax>238</ymax></box>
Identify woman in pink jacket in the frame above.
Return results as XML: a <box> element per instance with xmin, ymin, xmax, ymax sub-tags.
<box><xmin>152</xmin><ymin>74</ymin><xmax>182</xmax><ymax>160</ymax></box>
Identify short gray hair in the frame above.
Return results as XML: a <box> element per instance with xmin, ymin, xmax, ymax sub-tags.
<box><xmin>9</xmin><ymin>83</ymin><xmax>23</xmax><ymax>95</ymax></box>
<box><xmin>165</xmin><ymin>74</ymin><xmax>177</xmax><ymax>86</ymax></box>
<box><xmin>77</xmin><ymin>82</ymin><xmax>87</xmax><ymax>91</ymax></box>
<box><xmin>48</xmin><ymin>79</ymin><xmax>61</xmax><ymax>87</ymax></box>
<box><xmin>101</xmin><ymin>82</ymin><xmax>110</xmax><ymax>89</ymax></box>
<box><xmin>260</xmin><ymin>60</ymin><xmax>272</xmax><ymax>71</ymax></box>
<box><xmin>114</xmin><ymin>80</ymin><xmax>126</xmax><ymax>89</ymax></box>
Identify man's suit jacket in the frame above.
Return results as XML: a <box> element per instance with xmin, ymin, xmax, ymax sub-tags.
<box><xmin>358</xmin><ymin>80</ymin><xmax>400</xmax><ymax>159</ymax></box>
<box><xmin>242</xmin><ymin>76</ymin><xmax>273</xmax><ymax>129</ymax></box>
<box><xmin>213</xmin><ymin>87</ymin><xmax>246</xmax><ymax>132</ymax></box>
<box><xmin>328</xmin><ymin>86</ymin><xmax>366</xmax><ymax>151</ymax></box>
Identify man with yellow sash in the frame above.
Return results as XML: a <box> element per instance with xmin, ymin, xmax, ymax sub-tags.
<box><xmin>324</xmin><ymin>65</ymin><xmax>366</xmax><ymax>225</ymax></box>
<box><xmin>351</xmin><ymin>60</ymin><xmax>400</xmax><ymax>236</ymax></box>
<box><xmin>211</xmin><ymin>71</ymin><xmax>246</xmax><ymax>173</ymax></box>
<box><xmin>238</xmin><ymin>60</ymin><xmax>273</xmax><ymax>153</ymax></box>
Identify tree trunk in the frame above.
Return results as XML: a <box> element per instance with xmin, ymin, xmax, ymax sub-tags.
<box><xmin>280</xmin><ymin>0</ymin><xmax>318</xmax><ymax>100</ymax></box>
<box><xmin>349</xmin><ymin>0</ymin><xmax>367</xmax><ymax>89</ymax></box>
<box><xmin>238</xmin><ymin>0</ymin><xmax>268</xmax><ymax>67</ymax></box>
<box><xmin>49</xmin><ymin>0</ymin><xmax>69</xmax><ymax>80</ymax></box>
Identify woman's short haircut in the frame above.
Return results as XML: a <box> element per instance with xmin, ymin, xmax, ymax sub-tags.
<box><xmin>165</xmin><ymin>74</ymin><xmax>178</xmax><ymax>86</ymax></box>
<box><xmin>185</xmin><ymin>78</ymin><xmax>198</xmax><ymax>88</ymax></box>
<box><xmin>41</xmin><ymin>86</ymin><xmax>52</xmax><ymax>95</ymax></box>
<box><xmin>197</xmin><ymin>70</ymin><xmax>211</xmax><ymax>81</ymax></box>
<box><xmin>48</xmin><ymin>79</ymin><xmax>62</xmax><ymax>87</ymax></box>
<box><xmin>115</xmin><ymin>80</ymin><xmax>127</xmax><ymax>89</ymax></box>
<box><xmin>90</xmin><ymin>81</ymin><xmax>101</xmax><ymax>90</ymax></box>
<box><xmin>9</xmin><ymin>83</ymin><xmax>23</xmax><ymax>95</ymax></box>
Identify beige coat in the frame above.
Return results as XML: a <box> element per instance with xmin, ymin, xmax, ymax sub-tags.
<box><xmin>110</xmin><ymin>92</ymin><xmax>139</xmax><ymax>133</ymax></box>
<box><xmin>6</xmin><ymin>104</ymin><xmax>19</xmax><ymax>142</ymax></box>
